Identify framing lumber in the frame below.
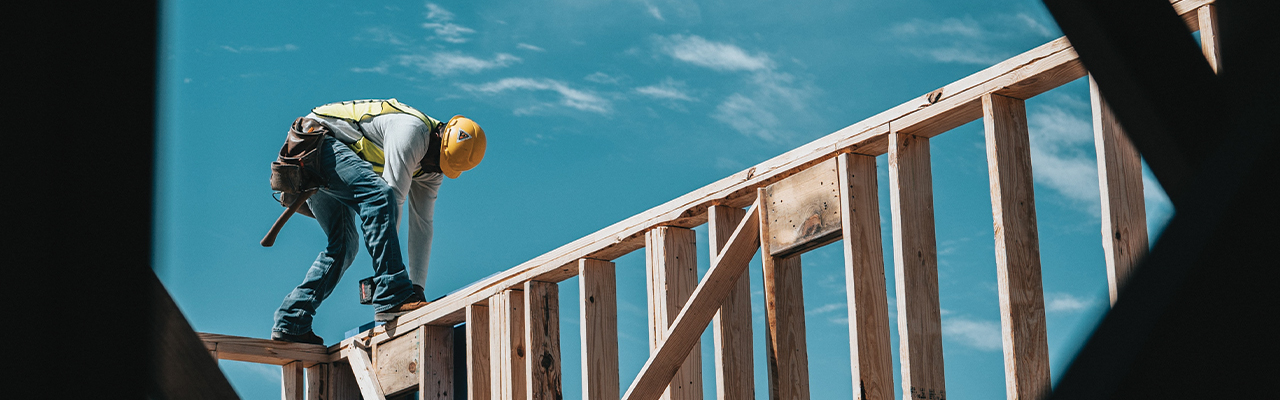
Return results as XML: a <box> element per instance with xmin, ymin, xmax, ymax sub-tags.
<box><xmin>1198</xmin><ymin>4</ymin><xmax>1220</xmax><ymax>72</ymax></box>
<box><xmin>284</xmin><ymin>361</ymin><xmax>305</xmax><ymax>400</ymax></box>
<box><xmin>200</xmin><ymin>333</ymin><xmax>330</xmax><ymax>366</ymax></box>
<box><xmin>419</xmin><ymin>325</ymin><xmax>454</xmax><ymax>400</ymax></box>
<box><xmin>580</xmin><ymin>259</ymin><xmax>621</xmax><ymax>400</ymax></box>
<box><xmin>888</xmin><ymin>131</ymin><xmax>946</xmax><ymax>400</ymax></box>
<box><xmin>709</xmin><ymin>205</ymin><xmax>754</xmax><ymax>400</ymax></box>
<box><xmin>622</xmin><ymin>202</ymin><xmax>761</xmax><ymax>400</ymax></box>
<box><xmin>375</xmin><ymin>329</ymin><xmax>421</xmax><ymax>395</ymax></box>
<box><xmin>645</xmin><ymin>227</ymin><xmax>703</xmax><ymax>400</ymax></box>
<box><xmin>983</xmin><ymin>94</ymin><xmax>1051</xmax><ymax>400</ymax></box>
<box><xmin>836</xmin><ymin>153</ymin><xmax>893</xmax><ymax>400</ymax></box>
<box><xmin>307</xmin><ymin>363</ymin><xmax>328</xmax><ymax>400</ymax></box>
<box><xmin>1089</xmin><ymin>77</ymin><xmax>1149</xmax><ymax>306</ymax></box>
<box><xmin>525</xmin><ymin>281</ymin><xmax>564</xmax><ymax>400</ymax></box>
<box><xmin>763</xmin><ymin>158</ymin><xmax>843</xmax><ymax>257</ymax></box>
<box><xmin>491</xmin><ymin>289</ymin><xmax>527</xmax><ymax>400</ymax></box>
<box><xmin>759</xmin><ymin>187</ymin><xmax>811</xmax><ymax>400</ymax></box>
<box><xmin>468</xmin><ymin>303</ymin><xmax>493</xmax><ymax>400</ymax></box>
<box><xmin>346</xmin><ymin>346</ymin><xmax>388</xmax><ymax>400</ymax></box>
<box><xmin>330</xmin><ymin>361</ymin><xmax>361</xmax><ymax>400</ymax></box>
<box><xmin>327</xmin><ymin>0</ymin><xmax>1212</xmax><ymax>365</ymax></box>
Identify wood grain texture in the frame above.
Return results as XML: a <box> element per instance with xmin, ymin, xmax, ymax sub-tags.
<box><xmin>420</xmin><ymin>325</ymin><xmax>454</xmax><ymax>400</ymax></box>
<box><xmin>469</xmin><ymin>303</ymin><xmax>493</xmax><ymax>400</ymax></box>
<box><xmin>306</xmin><ymin>363</ymin><xmax>328</xmax><ymax>400</ymax></box>
<box><xmin>887</xmin><ymin>131</ymin><xmax>946</xmax><ymax>400</ymax></box>
<box><xmin>1089</xmin><ymin>77</ymin><xmax>1149</xmax><ymax>306</ymax></box>
<box><xmin>836</xmin><ymin>153</ymin><xmax>894</xmax><ymax>400</ymax></box>
<box><xmin>580</xmin><ymin>259</ymin><xmax>621</xmax><ymax>400</ymax></box>
<box><xmin>1198</xmin><ymin>5</ymin><xmax>1220</xmax><ymax>72</ymax></box>
<box><xmin>646</xmin><ymin>227</ymin><xmax>703</xmax><ymax>400</ymax></box>
<box><xmin>284</xmin><ymin>361</ymin><xmax>305</xmax><ymax>400</ymax></box>
<box><xmin>375</xmin><ymin>329</ymin><xmax>420</xmax><ymax>395</ymax></box>
<box><xmin>622</xmin><ymin>203</ymin><xmax>761</xmax><ymax>400</ymax></box>
<box><xmin>347</xmin><ymin>347</ymin><xmax>388</xmax><ymax>400</ymax></box>
<box><xmin>764</xmin><ymin>158</ymin><xmax>843</xmax><ymax>257</ymax></box>
<box><xmin>983</xmin><ymin>94</ymin><xmax>1051</xmax><ymax>400</ymax></box>
<box><xmin>491</xmin><ymin>290</ymin><xmax>528</xmax><ymax>400</ymax></box>
<box><xmin>525</xmin><ymin>281</ymin><xmax>564</xmax><ymax>400</ymax></box>
<box><xmin>760</xmin><ymin>188</ymin><xmax>811</xmax><ymax>400</ymax></box>
<box><xmin>200</xmin><ymin>332</ymin><xmax>330</xmax><ymax>366</ymax></box>
<box><xmin>709</xmin><ymin>205</ymin><xmax>755</xmax><ymax>400</ymax></box>
<box><xmin>329</xmin><ymin>362</ymin><xmax>361</xmax><ymax>400</ymax></box>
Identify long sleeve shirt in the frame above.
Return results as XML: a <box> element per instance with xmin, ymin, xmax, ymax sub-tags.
<box><xmin>305</xmin><ymin>112</ymin><xmax>441</xmax><ymax>288</ymax></box>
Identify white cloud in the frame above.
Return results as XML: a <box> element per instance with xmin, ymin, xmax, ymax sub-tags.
<box><xmin>585</xmin><ymin>72</ymin><xmax>620</xmax><ymax>84</ymax></box>
<box><xmin>517</xmin><ymin>43</ymin><xmax>545</xmax><ymax>52</ymax></box>
<box><xmin>398</xmin><ymin>52</ymin><xmax>520</xmax><ymax>76</ymax></box>
<box><xmin>220</xmin><ymin>44</ymin><xmax>298</xmax><ymax>53</ymax></box>
<box><xmin>461</xmin><ymin>78</ymin><xmax>612</xmax><ymax>114</ymax></box>
<box><xmin>913</xmin><ymin>46</ymin><xmax>1007</xmax><ymax>65</ymax></box>
<box><xmin>635</xmin><ymin>78</ymin><xmax>695</xmax><ymax>101</ymax></box>
<box><xmin>714</xmin><ymin>94</ymin><xmax>782</xmax><ymax>142</ymax></box>
<box><xmin>644</xmin><ymin>1</ymin><xmax>664</xmax><ymax>20</ymax></box>
<box><xmin>942</xmin><ymin>316</ymin><xmax>1002</xmax><ymax>351</ymax></box>
<box><xmin>1027</xmin><ymin>97</ymin><xmax>1102</xmax><ymax>213</ymax></box>
<box><xmin>892</xmin><ymin>17</ymin><xmax>983</xmax><ymax>38</ymax></box>
<box><xmin>360</xmin><ymin>27</ymin><xmax>409</xmax><ymax>45</ymax></box>
<box><xmin>1045</xmin><ymin>292</ymin><xmax>1092</xmax><ymax>313</ymax></box>
<box><xmin>657</xmin><ymin>34</ymin><xmax>773</xmax><ymax>72</ymax></box>
<box><xmin>806</xmin><ymin>302</ymin><xmax>846</xmax><ymax>316</ymax></box>
<box><xmin>422</xmin><ymin>3</ymin><xmax>474</xmax><ymax>43</ymax></box>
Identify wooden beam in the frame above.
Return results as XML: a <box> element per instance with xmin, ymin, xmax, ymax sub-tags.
<box><xmin>468</xmin><ymin>303</ymin><xmax>493</xmax><ymax>400</ymax></box>
<box><xmin>983</xmin><ymin>94</ymin><xmax>1052</xmax><ymax>400</ymax></box>
<box><xmin>622</xmin><ymin>203</ymin><xmax>761</xmax><ymax>400</ymax></box>
<box><xmin>306</xmin><ymin>363</ymin><xmax>328</xmax><ymax>400</ymax></box>
<box><xmin>580</xmin><ymin>259</ymin><xmax>621</xmax><ymax>400</ymax></box>
<box><xmin>375</xmin><ymin>329</ymin><xmax>421</xmax><ymax>395</ymax></box>
<box><xmin>327</xmin><ymin>2</ymin><xmax>1217</xmax><ymax>350</ymax></box>
<box><xmin>200</xmin><ymin>333</ymin><xmax>330</xmax><ymax>366</ymax></box>
<box><xmin>1198</xmin><ymin>4</ymin><xmax>1220</xmax><ymax>72</ymax></box>
<box><xmin>1089</xmin><ymin>76</ymin><xmax>1150</xmax><ymax>306</ymax></box>
<box><xmin>759</xmin><ymin>188</ymin><xmax>810</xmax><ymax>400</ymax></box>
<box><xmin>420</xmin><ymin>325</ymin><xmax>455</xmax><ymax>400</ymax></box>
<box><xmin>491</xmin><ymin>290</ymin><xmax>527</xmax><ymax>400</ymax></box>
<box><xmin>646</xmin><ymin>226</ymin><xmax>703</xmax><ymax>400</ymax></box>
<box><xmin>709</xmin><ymin>205</ymin><xmax>754</xmax><ymax>400</ymax></box>
<box><xmin>347</xmin><ymin>347</ymin><xmax>388</xmax><ymax>400</ymax></box>
<box><xmin>329</xmin><ymin>361</ymin><xmax>361</xmax><ymax>400</ymax></box>
<box><xmin>888</xmin><ymin>131</ymin><xmax>946</xmax><ymax>400</ymax></box>
<box><xmin>836</xmin><ymin>153</ymin><xmax>894</xmax><ymax>400</ymax></box>
<box><xmin>284</xmin><ymin>361</ymin><xmax>305</xmax><ymax>400</ymax></box>
<box><xmin>763</xmin><ymin>158</ymin><xmax>843</xmax><ymax>257</ymax></box>
<box><xmin>525</xmin><ymin>281</ymin><xmax>564</xmax><ymax>400</ymax></box>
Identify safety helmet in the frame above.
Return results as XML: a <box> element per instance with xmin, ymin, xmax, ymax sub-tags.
<box><xmin>438</xmin><ymin>115</ymin><xmax>486</xmax><ymax>179</ymax></box>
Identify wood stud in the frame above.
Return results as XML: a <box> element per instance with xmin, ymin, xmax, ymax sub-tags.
<box><xmin>983</xmin><ymin>94</ymin><xmax>1052</xmax><ymax>400</ymax></box>
<box><xmin>469</xmin><ymin>303</ymin><xmax>493</xmax><ymax>400</ymax></box>
<box><xmin>759</xmin><ymin>188</ymin><xmax>811</xmax><ymax>400</ymax></box>
<box><xmin>580</xmin><ymin>259</ymin><xmax>621</xmax><ymax>400</ymax></box>
<box><xmin>525</xmin><ymin>281</ymin><xmax>564</xmax><ymax>400</ymax></box>
<box><xmin>888</xmin><ymin>131</ymin><xmax>946</xmax><ymax>400</ymax></box>
<box><xmin>837</xmin><ymin>154</ymin><xmax>894</xmax><ymax>400</ymax></box>
<box><xmin>709</xmin><ymin>205</ymin><xmax>755</xmax><ymax>400</ymax></box>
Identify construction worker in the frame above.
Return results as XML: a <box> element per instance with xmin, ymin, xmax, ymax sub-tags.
<box><xmin>271</xmin><ymin>99</ymin><xmax>486</xmax><ymax>344</ymax></box>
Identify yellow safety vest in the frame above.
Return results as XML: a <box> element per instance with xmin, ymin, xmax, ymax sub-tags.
<box><xmin>311</xmin><ymin>99</ymin><xmax>441</xmax><ymax>176</ymax></box>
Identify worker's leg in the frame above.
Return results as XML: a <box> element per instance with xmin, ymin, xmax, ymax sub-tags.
<box><xmin>318</xmin><ymin>136</ymin><xmax>414</xmax><ymax>312</ymax></box>
<box><xmin>272</xmin><ymin>191</ymin><xmax>359</xmax><ymax>336</ymax></box>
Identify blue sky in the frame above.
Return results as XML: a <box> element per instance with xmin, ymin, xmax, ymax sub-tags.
<box><xmin>155</xmin><ymin>0</ymin><xmax>1176</xmax><ymax>398</ymax></box>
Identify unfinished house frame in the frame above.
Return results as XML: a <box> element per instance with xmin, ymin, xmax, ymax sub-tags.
<box><xmin>195</xmin><ymin>1</ymin><xmax>1223</xmax><ymax>399</ymax></box>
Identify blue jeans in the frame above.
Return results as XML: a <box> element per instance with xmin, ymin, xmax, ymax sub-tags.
<box><xmin>273</xmin><ymin>136</ymin><xmax>413</xmax><ymax>335</ymax></box>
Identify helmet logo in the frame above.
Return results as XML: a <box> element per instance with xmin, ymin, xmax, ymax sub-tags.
<box><xmin>456</xmin><ymin>129</ymin><xmax>472</xmax><ymax>142</ymax></box>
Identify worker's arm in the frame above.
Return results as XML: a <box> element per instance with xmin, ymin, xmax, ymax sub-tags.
<box><xmin>405</xmin><ymin>175</ymin><xmax>442</xmax><ymax>288</ymax></box>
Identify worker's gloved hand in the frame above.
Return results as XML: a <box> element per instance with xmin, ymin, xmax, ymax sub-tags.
<box><xmin>278</xmin><ymin>192</ymin><xmax>316</xmax><ymax>219</ymax></box>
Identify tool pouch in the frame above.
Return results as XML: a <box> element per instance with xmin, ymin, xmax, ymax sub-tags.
<box><xmin>269</xmin><ymin>117</ymin><xmax>328</xmax><ymax>212</ymax></box>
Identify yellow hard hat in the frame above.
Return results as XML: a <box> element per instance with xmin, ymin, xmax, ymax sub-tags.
<box><xmin>438</xmin><ymin>115</ymin><xmax>486</xmax><ymax>179</ymax></box>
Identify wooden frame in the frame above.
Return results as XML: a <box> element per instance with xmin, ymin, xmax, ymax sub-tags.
<box><xmin>837</xmin><ymin>153</ymin><xmax>893</xmax><ymax>400</ymax></box>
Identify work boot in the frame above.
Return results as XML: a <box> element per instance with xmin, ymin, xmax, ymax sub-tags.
<box><xmin>374</xmin><ymin>290</ymin><xmax>430</xmax><ymax>322</ymax></box>
<box><xmin>271</xmin><ymin>330</ymin><xmax>324</xmax><ymax>345</ymax></box>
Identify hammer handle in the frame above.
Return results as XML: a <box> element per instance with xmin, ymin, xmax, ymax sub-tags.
<box><xmin>261</xmin><ymin>189</ymin><xmax>317</xmax><ymax>247</ymax></box>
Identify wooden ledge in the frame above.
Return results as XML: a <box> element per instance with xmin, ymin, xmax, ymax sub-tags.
<box><xmin>200</xmin><ymin>332</ymin><xmax>333</xmax><ymax>366</ymax></box>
